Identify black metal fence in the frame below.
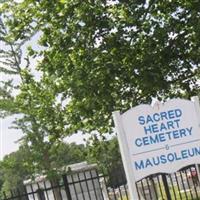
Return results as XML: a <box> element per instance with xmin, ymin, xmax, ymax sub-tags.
<box><xmin>2</xmin><ymin>169</ymin><xmax>105</xmax><ymax>200</ymax></box>
<box><xmin>1</xmin><ymin>165</ymin><xmax>200</xmax><ymax>200</ymax></box>
<box><xmin>136</xmin><ymin>165</ymin><xmax>200</xmax><ymax>200</ymax></box>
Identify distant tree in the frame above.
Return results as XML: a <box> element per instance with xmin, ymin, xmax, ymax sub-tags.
<box><xmin>86</xmin><ymin>137</ymin><xmax>120</xmax><ymax>172</ymax></box>
<box><xmin>0</xmin><ymin>5</ymin><xmax>87</xmax><ymax>200</ymax></box>
<box><xmin>0</xmin><ymin>142</ymin><xmax>87</xmax><ymax>195</ymax></box>
<box><xmin>52</xmin><ymin>142</ymin><xmax>86</xmax><ymax>169</ymax></box>
<box><xmin>86</xmin><ymin>136</ymin><xmax>126</xmax><ymax>187</ymax></box>
<box><xmin>0</xmin><ymin>146</ymin><xmax>30</xmax><ymax>196</ymax></box>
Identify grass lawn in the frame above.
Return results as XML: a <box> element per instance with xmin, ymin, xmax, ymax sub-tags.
<box><xmin>157</xmin><ymin>184</ymin><xmax>200</xmax><ymax>200</ymax></box>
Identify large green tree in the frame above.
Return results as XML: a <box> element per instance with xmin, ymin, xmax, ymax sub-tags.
<box><xmin>0</xmin><ymin>2</ymin><xmax>75</xmax><ymax>188</ymax></box>
<box><xmin>0</xmin><ymin>6</ymin><xmax>88</xmax><ymax>200</ymax></box>
<box><xmin>0</xmin><ymin>8</ymin><xmax>66</xmax><ymax>178</ymax></box>
<box><xmin>4</xmin><ymin>0</ymin><xmax>200</xmax><ymax>136</ymax></box>
<box><xmin>1</xmin><ymin>2</ymin><xmax>200</xmax><ymax>191</ymax></box>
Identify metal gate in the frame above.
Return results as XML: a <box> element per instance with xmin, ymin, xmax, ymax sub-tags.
<box><xmin>1</xmin><ymin>164</ymin><xmax>200</xmax><ymax>200</ymax></box>
<box><xmin>136</xmin><ymin>166</ymin><xmax>200</xmax><ymax>200</ymax></box>
<box><xmin>103</xmin><ymin>164</ymin><xmax>200</xmax><ymax>200</ymax></box>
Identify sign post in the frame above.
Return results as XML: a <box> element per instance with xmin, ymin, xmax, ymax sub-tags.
<box><xmin>113</xmin><ymin>97</ymin><xmax>200</xmax><ymax>199</ymax></box>
<box><xmin>191</xmin><ymin>96</ymin><xmax>200</xmax><ymax>183</ymax></box>
<box><xmin>113</xmin><ymin>111</ymin><xmax>139</xmax><ymax>200</ymax></box>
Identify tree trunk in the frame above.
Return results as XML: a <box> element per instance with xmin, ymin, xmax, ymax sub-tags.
<box><xmin>51</xmin><ymin>178</ymin><xmax>62</xmax><ymax>200</ymax></box>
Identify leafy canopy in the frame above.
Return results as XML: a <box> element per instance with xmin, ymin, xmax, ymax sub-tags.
<box><xmin>2</xmin><ymin>0</ymin><xmax>200</xmax><ymax>138</ymax></box>
<box><xmin>7</xmin><ymin>0</ymin><xmax>200</xmax><ymax>134</ymax></box>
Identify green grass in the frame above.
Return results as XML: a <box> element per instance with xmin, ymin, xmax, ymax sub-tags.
<box><xmin>115</xmin><ymin>182</ymin><xmax>200</xmax><ymax>200</ymax></box>
<box><xmin>157</xmin><ymin>184</ymin><xmax>200</xmax><ymax>200</ymax></box>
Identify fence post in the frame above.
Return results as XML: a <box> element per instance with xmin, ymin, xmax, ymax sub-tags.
<box><xmin>99</xmin><ymin>177</ymin><xmax>109</xmax><ymax>200</ymax></box>
<box><xmin>162</xmin><ymin>174</ymin><xmax>171</xmax><ymax>200</ymax></box>
<box><xmin>63</xmin><ymin>174</ymin><xmax>72</xmax><ymax>200</ymax></box>
<box><xmin>36</xmin><ymin>188</ymin><xmax>46</xmax><ymax>200</ymax></box>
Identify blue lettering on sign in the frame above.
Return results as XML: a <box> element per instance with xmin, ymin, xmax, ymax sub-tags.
<box><xmin>175</xmin><ymin>109</ymin><xmax>182</xmax><ymax>118</ymax></box>
<box><xmin>144</xmin><ymin>125</ymin><xmax>153</xmax><ymax>134</ymax></box>
<box><xmin>160</xmin><ymin>155</ymin><xmax>167</xmax><ymax>164</ymax></box>
<box><xmin>143</xmin><ymin>120</ymin><xmax>181</xmax><ymax>135</ymax></box>
<box><xmin>160</xmin><ymin>123</ymin><xmax>167</xmax><ymax>132</ymax></box>
<box><xmin>135</xmin><ymin>108</ymin><xmax>193</xmax><ymax>147</ymax></box>
<box><xmin>135</xmin><ymin>160</ymin><xmax>144</xmax><ymax>170</ymax></box>
<box><xmin>134</xmin><ymin>146</ymin><xmax>200</xmax><ymax>170</ymax></box>
<box><xmin>138</xmin><ymin>109</ymin><xmax>182</xmax><ymax>125</ymax></box>
<box><xmin>134</xmin><ymin>127</ymin><xmax>193</xmax><ymax>147</ymax></box>
<box><xmin>138</xmin><ymin>116</ymin><xmax>145</xmax><ymax>125</ymax></box>
<box><xmin>135</xmin><ymin>138</ymin><xmax>142</xmax><ymax>147</ymax></box>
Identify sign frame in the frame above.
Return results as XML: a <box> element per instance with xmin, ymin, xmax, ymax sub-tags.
<box><xmin>113</xmin><ymin>96</ymin><xmax>200</xmax><ymax>200</ymax></box>
<box><xmin>113</xmin><ymin>111</ymin><xmax>139</xmax><ymax>200</ymax></box>
<box><xmin>191</xmin><ymin>96</ymin><xmax>200</xmax><ymax>182</ymax></box>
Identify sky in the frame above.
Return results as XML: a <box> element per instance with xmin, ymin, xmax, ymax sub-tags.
<box><xmin>0</xmin><ymin>115</ymin><xmax>88</xmax><ymax>160</ymax></box>
<box><xmin>1</xmin><ymin>115</ymin><xmax>22</xmax><ymax>159</ymax></box>
<box><xmin>0</xmin><ymin>31</ymin><xmax>90</xmax><ymax>160</ymax></box>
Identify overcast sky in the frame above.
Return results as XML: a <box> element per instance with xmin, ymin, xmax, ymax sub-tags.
<box><xmin>0</xmin><ymin>32</ymin><xmax>89</xmax><ymax>160</ymax></box>
<box><xmin>1</xmin><ymin>115</ymin><xmax>22</xmax><ymax>159</ymax></box>
<box><xmin>1</xmin><ymin>115</ymin><xmax>88</xmax><ymax>159</ymax></box>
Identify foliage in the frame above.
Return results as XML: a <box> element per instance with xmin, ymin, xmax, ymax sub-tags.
<box><xmin>52</xmin><ymin>142</ymin><xmax>86</xmax><ymax>168</ymax></box>
<box><xmin>0</xmin><ymin>14</ymin><xmax>21</xmax><ymax>117</ymax></box>
<box><xmin>1</xmin><ymin>0</ymin><xmax>200</xmax><ymax>185</ymax></box>
<box><xmin>86</xmin><ymin>136</ymin><xmax>126</xmax><ymax>187</ymax></box>
<box><xmin>0</xmin><ymin>0</ymin><xmax>69</xmax><ymax>178</ymax></box>
<box><xmin>13</xmin><ymin>72</ymin><xmax>66</xmax><ymax>176</ymax></box>
<box><xmin>0</xmin><ymin>146</ymin><xmax>30</xmax><ymax>195</ymax></box>
<box><xmin>0</xmin><ymin>142</ymin><xmax>86</xmax><ymax>194</ymax></box>
<box><xmin>3</xmin><ymin>0</ymin><xmax>200</xmax><ymax>136</ymax></box>
<box><xmin>86</xmin><ymin>136</ymin><xmax>122</xmax><ymax>172</ymax></box>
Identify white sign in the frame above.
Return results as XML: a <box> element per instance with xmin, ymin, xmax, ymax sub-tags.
<box><xmin>113</xmin><ymin>97</ymin><xmax>200</xmax><ymax>200</ymax></box>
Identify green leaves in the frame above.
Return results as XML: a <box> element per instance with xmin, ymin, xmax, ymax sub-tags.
<box><xmin>0</xmin><ymin>146</ymin><xmax>31</xmax><ymax>195</ymax></box>
<box><xmin>0</xmin><ymin>0</ymin><xmax>200</xmax><ymax>180</ymax></box>
<box><xmin>3</xmin><ymin>1</ymin><xmax>200</xmax><ymax>125</ymax></box>
<box><xmin>0</xmin><ymin>142</ymin><xmax>87</xmax><ymax>194</ymax></box>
